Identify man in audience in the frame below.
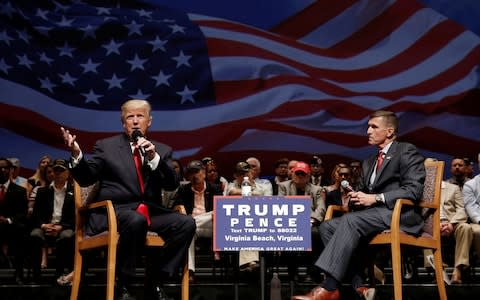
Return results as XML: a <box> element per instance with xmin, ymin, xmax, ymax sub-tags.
<box><xmin>246</xmin><ymin>157</ymin><xmax>273</xmax><ymax>196</ymax></box>
<box><xmin>7</xmin><ymin>158</ymin><xmax>30</xmax><ymax>192</ymax></box>
<box><xmin>447</xmin><ymin>157</ymin><xmax>471</xmax><ymax>189</ymax></box>
<box><xmin>172</xmin><ymin>160</ymin><xmax>223</xmax><ymax>283</ymax></box>
<box><xmin>349</xmin><ymin>160</ymin><xmax>363</xmax><ymax>191</ymax></box>
<box><xmin>278</xmin><ymin>161</ymin><xmax>325</xmax><ymax>282</ymax></box>
<box><xmin>269</xmin><ymin>158</ymin><xmax>289</xmax><ymax>195</ymax></box>
<box><xmin>292</xmin><ymin>110</ymin><xmax>425</xmax><ymax>300</ymax></box>
<box><xmin>0</xmin><ymin>158</ymin><xmax>29</xmax><ymax>285</ymax></box>
<box><xmin>30</xmin><ymin>159</ymin><xmax>75</xmax><ymax>283</ymax></box>
<box><xmin>462</xmin><ymin>152</ymin><xmax>480</xmax><ymax>282</ymax></box>
<box><xmin>309</xmin><ymin>155</ymin><xmax>329</xmax><ymax>187</ymax></box>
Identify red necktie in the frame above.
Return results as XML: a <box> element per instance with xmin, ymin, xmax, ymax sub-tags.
<box><xmin>0</xmin><ymin>185</ymin><xmax>5</xmax><ymax>202</ymax></box>
<box><xmin>133</xmin><ymin>147</ymin><xmax>150</xmax><ymax>226</ymax></box>
<box><xmin>376</xmin><ymin>150</ymin><xmax>384</xmax><ymax>172</ymax></box>
<box><xmin>133</xmin><ymin>147</ymin><xmax>144</xmax><ymax>194</ymax></box>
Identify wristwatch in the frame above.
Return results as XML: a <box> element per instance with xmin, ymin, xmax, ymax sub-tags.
<box><xmin>375</xmin><ymin>194</ymin><xmax>383</xmax><ymax>204</ymax></box>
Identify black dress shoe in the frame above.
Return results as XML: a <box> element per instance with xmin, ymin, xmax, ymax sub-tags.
<box><xmin>117</xmin><ymin>286</ymin><xmax>136</xmax><ymax>300</ymax></box>
<box><xmin>150</xmin><ymin>285</ymin><xmax>173</xmax><ymax>300</ymax></box>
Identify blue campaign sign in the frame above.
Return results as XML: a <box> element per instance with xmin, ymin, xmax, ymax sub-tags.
<box><xmin>213</xmin><ymin>196</ymin><xmax>312</xmax><ymax>251</ymax></box>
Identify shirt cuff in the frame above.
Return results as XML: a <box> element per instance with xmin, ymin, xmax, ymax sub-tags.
<box><xmin>147</xmin><ymin>152</ymin><xmax>160</xmax><ymax>170</ymax></box>
<box><xmin>70</xmin><ymin>150</ymin><xmax>83</xmax><ymax>167</ymax></box>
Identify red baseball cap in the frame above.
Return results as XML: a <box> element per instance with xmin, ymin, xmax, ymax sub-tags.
<box><xmin>292</xmin><ymin>161</ymin><xmax>310</xmax><ymax>174</ymax></box>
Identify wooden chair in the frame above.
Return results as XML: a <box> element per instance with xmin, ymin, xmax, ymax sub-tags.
<box><xmin>70</xmin><ymin>181</ymin><xmax>189</xmax><ymax>300</ymax></box>
<box><xmin>325</xmin><ymin>160</ymin><xmax>447</xmax><ymax>300</ymax></box>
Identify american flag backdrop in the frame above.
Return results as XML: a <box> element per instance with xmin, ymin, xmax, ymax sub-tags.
<box><xmin>1</xmin><ymin>0</ymin><xmax>479</xmax><ymax>179</ymax></box>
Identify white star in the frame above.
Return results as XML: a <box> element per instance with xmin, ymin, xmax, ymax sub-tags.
<box><xmin>127</xmin><ymin>54</ymin><xmax>147</xmax><ymax>71</ymax></box>
<box><xmin>137</xmin><ymin>9</ymin><xmax>152</xmax><ymax>18</ymax></box>
<box><xmin>34</xmin><ymin>26</ymin><xmax>51</xmax><ymax>36</ymax></box>
<box><xmin>129</xmin><ymin>89</ymin><xmax>150</xmax><ymax>100</ymax></box>
<box><xmin>83</xmin><ymin>89</ymin><xmax>101</xmax><ymax>104</ymax></box>
<box><xmin>39</xmin><ymin>77</ymin><xmax>56</xmax><ymax>93</ymax></box>
<box><xmin>97</xmin><ymin>7</ymin><xmax>111</xmax><ymax>15</ymax></box>
<box><xmin>105</xmin><ymin>74</ymin><xmax>126</xmax><ymax>89</ymax></box>
<box><xmin>0</xmin><ymin>2</ymin><xmax>15</xmax><ymax>18</ymax></box>
<box><xmin>80</xmin><ymin>58</ymin><xmax>100</xmax><ymax>73</ymax></box>
<box><xmin>53</xmin><ymin>0</ymin><xmax>68</xmax><ymax>12</ymax></box>
<box><xmin>172</xmin><ymin>50</ymin><xmax>191</xmax><ymax>68</ymax></box>
<box><xmin>59</xmin><ymin>72</ymin><xmax>77</xmax><ymax>85</ymax></box>
<box><xmin>39</xmin><ymin>52</ymin><xmax>54</xmax><ymax>65</ymax></box>
<box><xmin>169</xmin><ymin>24</ymin><xmax>186</xmax><ymax>34</ymax></box>
<box><xmin>103</xmin><ymin>39</ymin><xmax>122</xmax><ymax>56</ymax></box>
<box><xmin>57</xmin><ymin>42</ymin><xmax>74</xmax><ymax>57</ymax></box>
<box><xmin>126</xmin><ymin>20</ymin><xmax>143</xmax><ymax>36</ymax></box>
<box><xmin>17</xmin><ymin>30</ymin><xmax>31</xmax><ymax>43</ymax></box>
<box><xmin>151</xmin><ymin>71</ymin><xmax>171</xmax><ymax>87</ymax></box>
<box><xmin>57</xmin><ymin>16</ymin><xmax>74</xmax><ymax>27</ymax></box>
<box><xmin>81</xmin><ymin>24</ymin><xmax>96</xmax><ymax>39</ymax></box>
<box><xmin>177</xmin><ymin>85</ymin><xmax>197</xmax><ymax>104</ymax></box>
<box><xmin>149</xmin><ymin>36</ymin><xmax>167</xmax><ymax>52</ymax></box>
<box><xmin>17</xmin><ymin>54</ymin><xmax>34</xmax><ymax>69</ymax></box>
<box><xmin>35</xmin><ymin>8</ymin><xmax>49</xmax><ymax>20</ymax></box>
<box><xmin>0</xmin><ymin>58</ymin><xmax>11</xmax><ymax>74</ymax></box>
<box><xmin>0</xmin><ymin>30</ymin><xmax>13</xmax><ymax>46</ymax></box>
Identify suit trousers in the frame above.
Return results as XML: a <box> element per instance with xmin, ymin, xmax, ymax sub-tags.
<box><xmin>315</xmin><ymin>206</ymin><xmax>390</xmax><ymax>282</ymax></box>
<box><xmin>188</xmin><ymin>211</ymin><xmax>213</xmax><ymax>272</ymax></box>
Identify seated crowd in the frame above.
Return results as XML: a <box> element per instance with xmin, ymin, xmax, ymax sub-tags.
<box><xmin>0</xmin><ymin>152</ymin><xmax>479</xmax><ymax>292</ymax></box>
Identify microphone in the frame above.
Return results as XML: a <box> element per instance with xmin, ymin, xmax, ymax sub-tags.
<box><xmin>131</xmin><ymin>129</ymin><xmax>146</xmax><ymax>156</ymax></box>
<box><xmin>341</xmin><ymin>180</ymin><xmax>354</xmax><ymax>192</ymax></box>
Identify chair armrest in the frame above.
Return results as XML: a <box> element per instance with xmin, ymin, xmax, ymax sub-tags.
<box><xmin>78</xmin><ymin>200</ymin><xmax>117</xmax><ymax>235</ymax></box>
<box><xmin>173</xmin><ymin>204</ymin><xmax>187</xmax><ymax>215</ymax></box>
<box><xmin>325</xmin><ymin>205</ymin><xmax>349</xmax><ymax>221</ymax></box>
<box><xmin>390</xmin><ymin>198</ymin><xmax>415</xmax><ymax>233</ymax></box>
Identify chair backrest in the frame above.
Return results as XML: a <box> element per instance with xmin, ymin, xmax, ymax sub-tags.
<box><xmin>420</xmin><ymin>160</ymin><xmax>444</xmax><ymax>237</ymax></box>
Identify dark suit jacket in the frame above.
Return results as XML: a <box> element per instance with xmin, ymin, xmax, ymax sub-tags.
<box><xmin>71</xmin><ymin>133</ymin><xmax>178</xmax><ymax>209</ymax></box>
<box><xmin>173</xmin><ymin>182</ymin><xmax>222</xmax><ymax>215</ymax></box>
<box><xmin>358</xmin><ymin>140</ymin><xmax>426</xmax><ymax>235</ymax></box>
<box><xmin>0</xmin><ymin>182</ymin><xmax>28</xmax><ymax>225</ymax></box>
<box><xmin>31</xmin><ymin>182</ymin><xmax>75</xmax><ymax>230</ymax></box>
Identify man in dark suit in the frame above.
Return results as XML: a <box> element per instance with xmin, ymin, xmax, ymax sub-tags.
<box><xmin>0</xmin><ymin>157</ymin><xmax>29</xmax><ymax>285</ymax></box>
<box><xmin>30</xmin><ymin>158</ymin><xmax>75</xmax><ymax>283</ymax></box>
<box><xmin>292</xmin><ymin>111</ymin><xmax>426</xmax><ymax>300</ymax></box>
<box><xmin>61</xmin><ymin>99</ymin><xmax>195</xmax><ymax>300</ymax></box>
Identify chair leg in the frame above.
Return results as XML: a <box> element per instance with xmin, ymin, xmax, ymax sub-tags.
<box><xmin>433</xmin><ymin>249</ymin><xmax>448</xmax><ymax>300</ymax></box>
<box><xmin>106</xmin><ymin>243</ymin><xmax>117</xmax><ymax>300</ymax></box>
<box><xmin>181</xmin><ymin>257</ymin><xmax>189</xmax><ymax>300</ymax></box>
<box><xmin>70</xmin><ymin>252</ymin><xmax>83</xmax><ymax>300</ymax></box>
<box><xmin>391</xmin><ymin>243</ymin><xmax>403</xmax><ymax>300</ymax></box>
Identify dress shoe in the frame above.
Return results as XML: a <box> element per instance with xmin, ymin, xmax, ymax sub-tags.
<box><xmin>356</xmin><ymin>287</ymin><xmax>376</xmax><ymax>300</ymax></box>
<box><xmin>450</xmin><ymin>268</ymin><xmax>462</xmax><ymax>284</ymax></box>
<box><xmin>291</xmin><ymin>286</ymin><xmax>340</xmax><ymax>300</ymax></box>
<box><xmin>150</xmin><ymin>285</ymin><xmax>173</xmax><ymax>300</ymax></box>
<box><xmin>117</xmin><ymin>286</ymin><xmax>136</xmax><ymax>300</ymax></box>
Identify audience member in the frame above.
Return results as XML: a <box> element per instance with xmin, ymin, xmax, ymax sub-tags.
<box><xmin>288</xmin><ymin>159</ymin><xmax>299</xmax><ymax>179</ymax></box>
<box><xmin>7</xmin><ymin>158</ymin><xmax>30</xmax><ymax>193</ymax></box>
<box><xmin>30</xmin><ymin>159</ymin><xmax>75</xmax><ymax>283</ymax></box>
<box><xmin>0</xmin><ymin>157</ymin><xmax>29</xmax><ymax>285</ymax></box>
<box><xmin>278</xmin><ymin>161</ymin><xmax>326</xmax><ymax>282</ymax></box>
<box><xmin>292</xmin><ymin>110</ymin><xmax>425</xmax><ymax>300</ymax></box>
<box><xmin>323</xmin><ymin>165</ymin><xmax>352</xmax><ymax>209</ymax></box>
<box><xmin>349</xmin><ymin>160</ymin><xmax>363</xmax><ymax>191</ymax></box>
<box><xmin>202</xmin><ymin>157</ymin><xmax>228</xmax><ymax>195</ymax></box>
<box><xmin>447</xmin><ymin>157</ymin><xmax>470</xmax><ymax>189</ymax></box>
<box><xmin>309</xmin><ymin>155</ymin><xmax>329</xmax><ymax>186</ymax></box>
<box><xmin>60</xmin><ymin>99</ymin><xmax>195</xmax><ymax>300</ymax></box>
<box><xmin>464</xmin><ymin>157</ymin><xmax>474</xmax><ymax>179</ymax></box>
<box><xmin>269</xmin><ymin>158</ymin><xmax>289</xmax><ymax>195</ymax></box>
<box><xmin>462</xmin><ymin>152</ymin><xmax>480</xmax><ymax>282</ymax></box>
<box><xmin>162</xmin><ymin>158</ymin><xmax>187</xmax><ymax>208</ymax></box>
<box><xmin>28</xmin><ymin>163</ymin><xmax>55</xmax><ymax>217</ymax></box>
<box><xmin>246</xmin><ymin>157</ymin><xmax>273</xmax><ymax>196</ymax></box>
<box><xmin>27</xmin><ymin>155</ymin><xmax>53</xmax><ymax>190</ymax></box>
<box><xmin>172</xmin><ymin>160</ymin><xmax>223</xmax><ymax>283</ymax></box>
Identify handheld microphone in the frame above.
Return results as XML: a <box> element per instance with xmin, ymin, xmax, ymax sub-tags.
<box><xmin>131</xmin><ymin>129</ymin><xmax>146</xmax><ymax>156</ymax></box>
<box><xmin>341</xmin><ymin>180</ymin><xmax>354</xmax><ymax>192</ymax></box>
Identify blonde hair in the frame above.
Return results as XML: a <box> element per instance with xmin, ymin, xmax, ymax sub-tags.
<box><xmin>120</xmin><ymin>99</ymin><xmax>152</xmax><ymax>122</ymax></box>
